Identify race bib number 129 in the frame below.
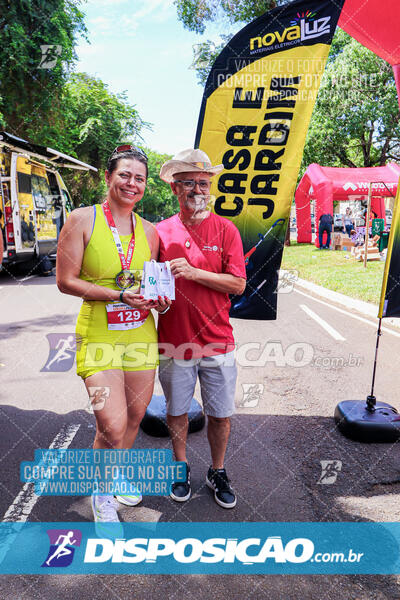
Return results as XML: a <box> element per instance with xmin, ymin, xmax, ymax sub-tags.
<box><xmin>106</xmin><ymin>302</ymin><xmax>148</xmax><ymax>330</ymax></box>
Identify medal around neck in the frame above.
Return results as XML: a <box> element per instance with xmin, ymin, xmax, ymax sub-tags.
<box><xmin>115</xmin><ymin>269</ymin><xmax>136</xmax><ymax>291</ymax></box>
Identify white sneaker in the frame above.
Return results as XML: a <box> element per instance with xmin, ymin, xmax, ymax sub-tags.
<box><xmin>113</xmin><ymin>477</ymin><xmax>142</xmax><ymax>506</ymax></box>
<box><xmin>91</xmin><ymin>495</ymin><xmax>123</xmax><ymax>539</ymax></box>
<box><xmin>115</xmin><ymin>490</ymin><xmax>142</xmax><ymax>506</ymax></box>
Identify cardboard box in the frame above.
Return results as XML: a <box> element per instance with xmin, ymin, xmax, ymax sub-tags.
<box><xmin>357</xmin><ymin>246</ymin><xmax>381</xmax><ymax>261</ymax></box>
<box><xmin>342</xmin><ymin>240</ymin><xmax>355</xmax><ymax>251</ymax></box>
<box><xmin>333</xmin><ymin>233</ymin><xmax>354</xmax><ymax>252</ymax></box>
<box><xmin>361</xmin><ymin>255</ymin><xmax>381</xmax><ymax>261</ymax></box>
<box><xmin>334</xmin><ymin>234</ymin><xmax>354</xmax><ymax>251</ymax></box>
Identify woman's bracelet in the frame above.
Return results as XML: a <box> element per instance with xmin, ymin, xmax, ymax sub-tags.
<box><xmin>158</xmin><ymin>305</ymin><xmax>170</xmax><ymax>315</ymax></box>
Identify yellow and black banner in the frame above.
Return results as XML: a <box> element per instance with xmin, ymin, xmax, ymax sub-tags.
<box><xmin>195</xmin><ymin>0</ymin><xmax>345</xmax><ymax>319</ymax></box>
<box><xmin>379</xmin><ymin>178</ymin><xmax>400</xmax><ymax>318</ymax></box>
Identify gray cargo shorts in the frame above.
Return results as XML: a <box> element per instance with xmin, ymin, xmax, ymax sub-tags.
<box><xmin>158</xmin><ymin>351</ymin><xmax>237</xmax><ymax>418</ymax></box>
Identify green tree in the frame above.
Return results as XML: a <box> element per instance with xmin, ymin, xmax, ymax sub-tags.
<box><xmin>0</xmin><ymin>1</ymin><xmax>162</xmax><ymax>213</ymax></box>
<box><xmin>176</xmin><ymin>0</ymin><xmax>289</xmax><ymax>84</ymax></box>
<box><xmin>0</xmin><ymin>0</ymin><xmax>87</xmax><ymax>135</ymax></box>
<box><xmin>175</xmin><ymin>0</ymin><xmax>282</xmax><ymax>34</ymax></box>
<box><xmin>59</xmin><ymin>73</ymin><xmax>148</xmax><ymax>206</ymax></box>
<box><xmin>140</xmin><ymin>149</ymin><xmax>179</xmax><ymax>223</ymax></box>
<box><xmin>302</xmin><ymin>29</ymin><xmax>400</xmax><ymax>171</ymax></box>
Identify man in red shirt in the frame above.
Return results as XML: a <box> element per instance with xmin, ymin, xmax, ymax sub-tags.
<box><xmin>157</xmin><ymin>148</ymin><xmax>246</xmax><ymax>509</ymax></box>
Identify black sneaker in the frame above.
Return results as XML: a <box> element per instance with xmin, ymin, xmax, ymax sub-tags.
<box><xmin>206</xmin><ymin>467</ymin><xmax>237</xmax><ymax>508</ymax></box>
<box><xmin>170</xmin><ymin>463</ymin><xmax>191</xmax><ymax>502</ymax></box>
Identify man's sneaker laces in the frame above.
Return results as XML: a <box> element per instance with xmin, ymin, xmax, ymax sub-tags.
<box><xmin>206</xmin><ymin>467</ymin><xmax>237</xmax><ymax>509</ymax></box>
<box><xmin>170</xmin><ymin>463</ymin><xmax>191</xmax><ymax>502</ymax></box>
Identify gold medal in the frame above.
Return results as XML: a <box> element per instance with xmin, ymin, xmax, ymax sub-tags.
<box><xmin>115</xmin><ymin>269</ymin><xmax>136</xmax><ymax>290</ymax></box>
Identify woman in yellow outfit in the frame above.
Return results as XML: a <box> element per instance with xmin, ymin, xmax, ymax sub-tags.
<box><xmin>56</xmin><ymin>146</ymin><xmax>171</xmax><ymax>528</ymax></box>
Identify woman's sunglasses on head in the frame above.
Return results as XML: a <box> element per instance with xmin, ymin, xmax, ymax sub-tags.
<box><xmin>111</xmin><ymin>144</ymin><xmax>148</xmax><ymax>160</ymax></box>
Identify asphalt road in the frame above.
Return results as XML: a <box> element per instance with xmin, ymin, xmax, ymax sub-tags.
<box><xmin>1</xmin><ymin>265</ymin><xmax>400</xmax><ymax>599</ymax></box>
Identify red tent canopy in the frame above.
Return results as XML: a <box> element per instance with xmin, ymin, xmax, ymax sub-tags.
<box><xmin>295</xmin><ymin>163</ymin><xmax>400</xmax><ymax>245</ymax></box>
<box><xmin>339</xmin><ymin>0</ymin><xmax>400</xmax><ymax>101</ymax></box>
<box><xmin>340</xmin><ymin>0</ymin><xmax>400</xmax><ymax>65</ymax></box>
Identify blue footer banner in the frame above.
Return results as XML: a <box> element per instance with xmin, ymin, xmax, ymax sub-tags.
<box><xmin>1</xmin><ymin>522</ymin><xmax>400</xmax><ymax>574</ymax></box>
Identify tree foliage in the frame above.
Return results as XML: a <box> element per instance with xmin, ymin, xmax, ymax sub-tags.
<box><xmin>175</xmin><ymin>0</ymin><xmax>282</xmax><ymax>34</ymax></box>
<box><xmin>176</xmin><ymin>2</ymin><xmax>399</xmax><ymax>179</ymax></box>
<box><xmin>176</xmin><ymin>0</ymin><xmax>289</xmax><ymax>84</ymax></box>
<box><xmin>140</xmin><ymin>149</ymin><xmax>179</xmax><ymax>222</ymax></box>
<box><xmin>302</xmin><ymin>29</ymin><xmax>400</xmax><ymax>171</ymax></box>
<box><xmin>0</xmin><ymin>2</ymin><xmax>172</xmax><ymax>215</ymax></box>
<box><xmin>190</xmin><ymin>36</ymin><xmax>231</xmax><ymax>86</ymax></box>
<box><xmin>0</xmin><ymin>0</ymin><xmax>87</xmax><ymax>134</ymax></box>
<box><xmin>56</xmin><ymin>76</ymin><xmax>177</xmax><ymax>218</ymax></box>
<box><xmin>0</xmin><ymin>1</ymin><xmax>157</xmax><ymax>210</ymax></box>
<box><xmin>57</xmin><ymin>73</ymin><xmax>149</xmax><ymax>206</ymax></box>
<box><xmin>59</xmin><ymin>86</ymin><xmax>178</xmax><ymax>218</ymax></box>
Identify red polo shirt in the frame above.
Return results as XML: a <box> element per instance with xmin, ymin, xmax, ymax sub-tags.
<box><xmin>156</xmin><ymin>212</ymin><xmax>246</xmax><ymax>359</ymax></box>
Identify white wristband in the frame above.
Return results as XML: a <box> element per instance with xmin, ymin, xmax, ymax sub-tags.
<box><xmin>159</xmin><ymin>305</ymin><xmax>170</xmax><ymax>315</ymax></box>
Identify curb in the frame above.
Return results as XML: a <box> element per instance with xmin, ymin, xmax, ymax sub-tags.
<box><xmin>290</xmin><ymin>274</ymin><xmax>400</xmax><ymax>331</ymax></box>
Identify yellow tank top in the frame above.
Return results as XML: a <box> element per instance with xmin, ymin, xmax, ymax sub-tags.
<box><xmin>75</xmin><ymin>204</ymin><xmax>158</xmax><ymax>377</ymax></box>
<box><xmin>80</xmin><ymin>204</ymin><xmax>150</xmax><ymax>290</ymax></box>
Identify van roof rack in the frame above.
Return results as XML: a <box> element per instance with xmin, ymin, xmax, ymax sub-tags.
<box><xmin>0</xmin><ymin>131</ymin><xmax>98</xmax><ymax>172</ymax></box>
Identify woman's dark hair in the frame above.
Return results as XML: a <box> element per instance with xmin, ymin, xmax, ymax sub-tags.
<box><xmin>106</xmin><ymin>150</ymin><xmax>148</xmax><ymax>179</ymax></box>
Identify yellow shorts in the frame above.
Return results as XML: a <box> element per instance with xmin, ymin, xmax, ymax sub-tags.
<box><xmin>75</xmin><ymin>299</ymin><xmax>159</xmax><ymax>379</ymax></box>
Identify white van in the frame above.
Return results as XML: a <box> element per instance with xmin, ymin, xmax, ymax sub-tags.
<box><xmin>0</xmin><ymin>131</ymin><xmax>96</xmax><ymax>266</ymax></box>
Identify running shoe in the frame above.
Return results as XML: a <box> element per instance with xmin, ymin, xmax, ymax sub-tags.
<box><xmin>91</xmin><ymin>494</ymin><xmax>123</xmax><ymax>539</ymax></box>
<box><xmin>206</xmin><ymin>467</ymin><xmax>237</xmax><ymax>508</ymax></box>
<box><xmin>170</xmin><ymin>463</ymin><xmax>191</xmax><ymax>502</ymax></box>
<box><xmin>115</xmin><ymin>488</ymin><xmax>142</xmax><ymax>507</ymax></box>
<box><xmin>113</xmin><ymin>474</ymin><xmax>143</xmax><ymax>506</ymax></box>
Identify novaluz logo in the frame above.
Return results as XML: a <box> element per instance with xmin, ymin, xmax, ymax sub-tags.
<box><xmin>42</xmin><ymin>529</ymin><xmax>82</xmax><ymax>568</ymax></box>
<box><xmin>250</xmin><ymin>10</ymin><xmax>331</xmax><ymax>51</ymax></box>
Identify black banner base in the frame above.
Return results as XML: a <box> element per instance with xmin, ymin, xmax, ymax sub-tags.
<box><xmin>140</xmin><ymin>395</ymin><xmax>205</xmax><ymax>438</ymax></box>
<box><xmin>335</xmin><ymin>400</ymin><xmax>400</xmax><ymax>443</ymax></box>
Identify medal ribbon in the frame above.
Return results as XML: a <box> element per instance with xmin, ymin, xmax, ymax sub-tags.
<box><xmin>102</xmin><ymin>201</ymin><xmax>135</xmax><ymax>270</ymax></box>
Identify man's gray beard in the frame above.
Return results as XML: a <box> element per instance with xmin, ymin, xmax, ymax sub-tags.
<box><xmin>185</xmin><ymin>194</ymin><xmax>210</xmax><ymax>214</ymax></box>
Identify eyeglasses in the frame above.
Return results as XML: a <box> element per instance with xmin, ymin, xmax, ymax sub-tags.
<box><xmin>111</xmin><ymin>144</ymin><xmax>148</xmax><ymax>160</ymax></box>
<box><xmin>173</xmin><ymin>179</ymin><xmax>211</xmax><ymax>191</ymax></box>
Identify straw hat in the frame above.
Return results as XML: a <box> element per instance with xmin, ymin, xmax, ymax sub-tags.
<box><xmin>159</xmin><ymin>148</ymin><xmax>223</xmax><ymax>183</ymax></box>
